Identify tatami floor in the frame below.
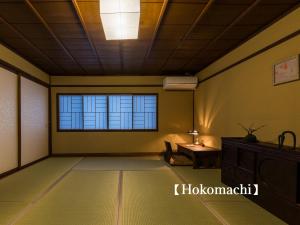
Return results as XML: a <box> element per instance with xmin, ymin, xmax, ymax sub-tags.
<box><xmin>0</xmin><ymin>157</ymin><xmax>286</xmax><ymax>225</ymax></box>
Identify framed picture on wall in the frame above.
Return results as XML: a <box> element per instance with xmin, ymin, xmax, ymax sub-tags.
<box><xmin>273</xmin><ymin>55</ymin><xmax>300</xmax><ymax>85</ymax></box>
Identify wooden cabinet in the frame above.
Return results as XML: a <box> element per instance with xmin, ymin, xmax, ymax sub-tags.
<box><xmin>221</xmin><ymin>138</ymin><xmax>300</xmax><ymax>225</ymax></box>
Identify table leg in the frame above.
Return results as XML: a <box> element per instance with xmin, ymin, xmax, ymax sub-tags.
<box><xmin>192</xmin><ymin>153</ymin><xmax>199</xmax><ymax>169</ymax></box>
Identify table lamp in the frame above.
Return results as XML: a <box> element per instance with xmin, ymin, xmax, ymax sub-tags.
<box><xmin>188</xmin><ymin>130</ymin><xmax>200</xmax><ymax>145</ymax></box>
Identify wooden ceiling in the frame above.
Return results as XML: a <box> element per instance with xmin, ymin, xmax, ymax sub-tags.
<box><xmin>0</xmin><ymin>0</ymin><xmax>299</xmax><ymax>76</ymax></box>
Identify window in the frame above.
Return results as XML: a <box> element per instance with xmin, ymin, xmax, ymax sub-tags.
<box><xmin>109</xmin><ymin>95</ymin><xmax>132</xmax><ymax>130</ymax></box>
<box><xmin>133</xmin><ymin>95</ymin><xmax>157</xmax><ymax>129</ymax></box>
<box><xmin>83</xmin><ymin>95</ymin><xmax>107</xmax><ymax>129</ymax></box>
<box><xmin>59</xmin><ymin>95</ymin><xmax>83</xmax><ymax>129</ymax></box>
<box><xmin>58</xmin><ymin>94</ymin><xmax>157</xmax><ymax>131</ymax></box>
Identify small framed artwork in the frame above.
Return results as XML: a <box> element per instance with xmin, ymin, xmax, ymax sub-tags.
<box><xmin>273</xmin><ymin>55</ymin><xmax>300</xmax><ymax>86</ymax></box>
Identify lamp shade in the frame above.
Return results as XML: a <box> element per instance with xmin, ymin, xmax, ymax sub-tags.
<box><xmin>100</xmin><ymin>0</ymin><xmax>140</xmax><ymax>40</ymax></box>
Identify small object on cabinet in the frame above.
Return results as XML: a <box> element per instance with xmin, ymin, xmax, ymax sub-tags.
<box><xmin>238</xmin><ymin>123</ymin><xmax>266</xmax><ymax>143</ymax></box>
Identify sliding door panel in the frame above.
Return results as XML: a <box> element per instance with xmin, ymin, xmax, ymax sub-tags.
<box><xmin>0</xmin><ymin>68</ymin><xmax>18</xmax><ymax>173</ymax></box>
<box><xmin>21</xmin><ymin>77</ymin><xmax>48</xmax><ymax>166</ymax></box>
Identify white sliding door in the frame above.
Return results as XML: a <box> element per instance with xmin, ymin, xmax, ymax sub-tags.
<box><xmin>0</xmin><ymin>68</ymin><xmax>18</xmax><ymax>173</ymax></box>
<box><xmin>21</xmin><ymin>77</ymin><xmax>48</xmax><ymax>166</ymax></box>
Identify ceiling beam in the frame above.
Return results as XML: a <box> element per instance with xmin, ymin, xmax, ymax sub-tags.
<box><xmin>0</xmin><ymin>16</ymin><xmax>63</xmax><ymax>73</ymax></box>
<box><xmin>71</xmin><ymin>0</ymin><xmax>104</xmax><ymax>72</ymax></box>
<box><xmin>144</xmin><ymin>0</ymin><xmax>169</xmax><ymax>59</ymax></box>
<box><xmin>119</xmin><ymin>41</ymin><xmax>124</xmax><ymax>73</ymax></box>
<box><xmin>159</xmin><ymin>0</ymin><xmax>215</xmax><ymax>73</ymax></box>
<box><xmin>24</xmin><ymin>0</ymin><xmax>87</xmax><ymax>73</ymax></box>
<box><xmin>182</xmin><ymin>0</ymin><xmax>262</xmax><ymax>70</ymax></box>
<box><xmin>181</xmin><ymin>0</ymin><xmax>215</xmax><ymax>41</ymax></box>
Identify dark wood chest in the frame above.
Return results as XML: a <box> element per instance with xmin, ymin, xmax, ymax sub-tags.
<box><xmin>222</xmin><ymin>137</ymin><xmax>300</xmax><ymax>225</ymax></box>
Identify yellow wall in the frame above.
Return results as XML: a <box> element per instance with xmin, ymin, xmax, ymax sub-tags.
<box><xmin>51</xmin><ymin>76</ymin><xmax>193</xmax><ymax>154</ymax></box>
<box><xmin>21</xmin><ymin>77</ymin><xmax>49</xmax><ymax>165</ymax></box>
<box><xmin>194</xmin><ymin>7</ymin><xmax>300</xmax><ymax>149</ymax></box>
<box><xmin>0</xmin><ymin>68</ymin><xmax>18</xmax><ymax>173</ymax></box>
<box><xmin>0</xmin><ymin>43</ymin><xmax>49</xmax><ymax>84</ymax></box>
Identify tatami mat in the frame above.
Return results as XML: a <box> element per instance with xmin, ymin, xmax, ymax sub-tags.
<box><xmin>0</xmin><ymin>157</ymin><xmax>82</xmax><ymax>225</ymax></box>
<box><xmin>15</xmin><ymin>170</ymin><xmax>119</xmax><ymax>225</ymax></box>
<box><xmin>206</xmin><ymin>201</ymin><xmax>287</xmax><ymax>225</ymax></box>
<box><xmin>171</xmin><ymin>167</ymin><xmax>287</xmax><ymax>224</ymax></box>
<box><xmin>0</xmin><ymin>202</ymin><xmax>26</xmax><ymax>225</ymax></box>
<box><xmin>172</xmin><ymin>167</ymin><xmax>223</xmax><ymax>186</ymax></box>
<box><xmin>0</xmin><ymin>157</ymin><xmax>82</xmax><ymax>202</ymax></box>
<box><xmin>122</xmin><ymin>170</ymin><xmax>222</xmax><ymax>225</ymax></box>
<box><xmin>0</xmin><ymin>157</ymin><xmax>287</xmax><ymax>225</ymax></box>
<box><xmin>74</xmin><ymin>156</ymin><xmax>168</xmax><ymax>171</ymax></box>
<box><xmin>172</xmin><ymin>167</ymin><xmax>248</xmax><ymax>202</ymax></box>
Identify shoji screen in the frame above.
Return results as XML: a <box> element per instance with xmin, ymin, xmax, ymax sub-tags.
<box><xmin>21</xmin><ymin>77</ymin><xmax>48</xmax><ymax>166</ymax></box>
<box><xmin>0</xmin><ymin>68</ymin><xmax>18</xmax><ymax>173</ymax></box>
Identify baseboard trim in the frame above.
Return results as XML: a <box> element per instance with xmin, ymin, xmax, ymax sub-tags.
<box><xmin>0</xmin><ymin>155</ymin><xmax>49</xmax><ymax>180</ymax></box>
<box><xmin>0</xmin><ymin>167</ymin><xmax>19</xmax><ymax>180</ymax></box>
<box><xmin>20</xmin><ymin>156</ymin><xmax>50</xmax><ymax>170</ymax></box>
<box><xmin>51</xmin><ymin>152</ymin><xmax>163</xmax><ymax>157</ymax></box>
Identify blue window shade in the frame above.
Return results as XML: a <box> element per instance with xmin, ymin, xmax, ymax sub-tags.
<box><xmin>83</xmin><ymin>96</ymin><xmax>107</xmax><ymax>129</ymax></box>
<box><xmin>109</xmin><ymin>95</ymin><xmax>132</xmax><ymax>129</ymax></box>
<box><xmin>58</xmin><ymin>94</ymin><xmax>157</xmax><ymax>131</ymax></box>
<box><xmin>133</xmin><ymin>95</ymin><xmax>157</xmax><ymax>129</ymax></box>
<box><xmin>59</xmin><ymin>95</ymin><xmax>83</xmax><ymax>129</ymax></box>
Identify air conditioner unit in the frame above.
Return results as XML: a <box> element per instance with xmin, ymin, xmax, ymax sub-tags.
<box><xmin>163</xmin><ymin>76</ymin><xmax>198</xmax><ymax>90</ymax></box>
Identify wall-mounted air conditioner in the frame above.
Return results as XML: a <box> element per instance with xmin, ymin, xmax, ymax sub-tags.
<box><xmin>163</xmin><ymin>76</ymin><xmax>198</xmax><ymax>90</ymax></box>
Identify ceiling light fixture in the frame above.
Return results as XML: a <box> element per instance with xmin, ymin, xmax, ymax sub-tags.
<box><xmin>100</xmin><ymin>0</ymin><xmax>140</xmax><ymax>40</ymax></box>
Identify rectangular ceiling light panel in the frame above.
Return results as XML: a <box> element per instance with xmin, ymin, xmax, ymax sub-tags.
<box><xmin>100</xmin><ymin>0</ymin><xmax>140</xmax><ymax>40</ymax></box>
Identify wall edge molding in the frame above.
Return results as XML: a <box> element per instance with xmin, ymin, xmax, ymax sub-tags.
<box><xmin>0</xmin><ymin>58</ymin><xmax>49</xmax><ymax>88</ymax></box>
<box><xmin>198</xmin><ymin>29</ymin><xmax>300</xmax><ymax>85</ymax></box>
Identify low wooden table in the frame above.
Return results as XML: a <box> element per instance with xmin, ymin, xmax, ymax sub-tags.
<box><xmin>176</xmin><ymin>143</ymin><xmax>221</xmax><ymax>169</ymax></box>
